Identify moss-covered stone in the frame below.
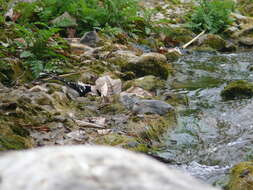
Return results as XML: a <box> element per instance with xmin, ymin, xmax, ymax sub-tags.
<box><xmin>120</xmin><ymin>53</ymin><xmax>173</xmax><ymax>80</ymax></box>
<box><xmin>198</xmin><ymin>34</ymin><xmax>226</xmax><ymax>51</ymax></box>
<box><xmin>221</xmin><ymin>80</ymin><xmax>253</xmax><ymax>100</ymax></box>
<box><xmin>228</xmin><ymin>161</ymin><xmax>253</xmax><ymax>190</ymax></box>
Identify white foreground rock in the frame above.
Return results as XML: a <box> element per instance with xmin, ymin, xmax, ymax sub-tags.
<box><xmin>0</xmin><ymin>145</ymin><xmax>219</xmax><ymax>190</ymax></box>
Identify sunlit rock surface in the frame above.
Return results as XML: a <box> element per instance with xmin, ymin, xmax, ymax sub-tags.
<box><xmin>0</xmin><ymin>145</ymin><xmax>219</xmax><ymax>190</ymax></box>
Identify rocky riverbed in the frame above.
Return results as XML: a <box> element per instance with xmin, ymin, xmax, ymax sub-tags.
<box><xmin>1</xmin><ymin>0</ymin><xmax>253</xmax><ymax>190</ymax></box>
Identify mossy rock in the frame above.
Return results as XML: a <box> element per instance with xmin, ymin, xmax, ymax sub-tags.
<box><xmin>120</xmin><ymin>53</ymin><xmax>173</xmax><ymax>80</ymax></box>
<box><xmin>199</xmin><ymin>34</ymin><xmax>226</xmax><ymax>51</ymax></box>
<box><xmin>221</xmin><ymin>80</ymin><xmax>253</xmax><ymax>100</ymax></box>
<box><xmin>123</xmin><ymin>75</ymin><xmax>165</xmax><ymax>92</ymax></box>
<box><xmin>228</xmin><ymin>161</ymin><xmax>253</xmax><ymax>190</ymax></box>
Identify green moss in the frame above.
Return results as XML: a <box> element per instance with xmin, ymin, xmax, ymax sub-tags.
<box><xmin>221</xmin><ymin>80</ymin><xmax>253</xmax><ymax>100</ymax></box>
<box><xmin>0</xmin><ymin>135</ymin><xmax>30</xmax><ymax>150</ymax></box>
<box><xmin>202</xmin><ymin>34</ymin><xmax>227</xmax><ymax>51</ymax></box>
<box><xmin>95</xmin><ymin>134</ymin><xmax>134</xmax><ymax>146</ymax></box>
<box><xmin>173</xmin><ymin>76</ymin><xmax>224</xmax><ymax>90</ymax></box>
<box><xmin>9</xmin><ymin>125</ymin><xmax>30</xmax><ymax>137</ymax></box>
<box><xmin>0</xmin><ymin>123</ymin><xmax>33</xmax><ymax>151</ymax></box>
<box><xmin>120</xmin><ymin>59</ymin><xmax>172</xmax><ymax>80</ymax></box>
<box><xmin>128</xmin><ymin>143</ymin><xmax>150</xmax><ymax>153</ymax></box>
<box><xmin>228</xmin><ymin>161</ymin><xmax>253</xmax><ymax>190</ymax></box>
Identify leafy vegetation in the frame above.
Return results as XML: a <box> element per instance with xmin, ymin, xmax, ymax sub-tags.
<box><xmin>0</xmin><ymin>0</ymin><xmax>156</xmax><ymax>82</ymax></box>
<box><xmin>15</xmin><ymin>23</ymin><xmax>68</xmax><ymax>77</ymax></box>
<box><xmin>12</xmin><ymin>0</ymin><xmax>150</xmax><ymax>36</ymax></box>
<box><xmin>188</xmin><ymin>0</ymin><xmax>235</xmax><ymax>33</ymax></box>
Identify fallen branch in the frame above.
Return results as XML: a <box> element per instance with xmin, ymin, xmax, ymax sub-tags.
<box><xmin>182</xmin><ymin>30</ymin><xmax>205</xmax><ymax>49</ymax></box>
<box><xmin>75</xmin><ymin>120</ymin><xmax>105</xmax><ymax>129</ymax></box>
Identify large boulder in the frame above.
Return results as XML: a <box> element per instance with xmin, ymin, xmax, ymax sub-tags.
<box><xmin>0</xmin><ymin>145</ymin><xmax>218</xmax><ymax>190</ymax></box>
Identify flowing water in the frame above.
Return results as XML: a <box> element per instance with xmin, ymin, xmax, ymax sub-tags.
<box><xmin>160</xmin><ymin>51</ymin><xmax>253</xmax><ymax>186</ymax></box>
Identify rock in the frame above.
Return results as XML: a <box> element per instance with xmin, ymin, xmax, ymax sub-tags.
<box><xmin>125</xmin><ymin>87</ymin><xmax>153</xmax><ymax>98</ymax></box>
<box><xmin>239</xmin><ymin>37</ymin><xmax>253</xmax><ymax>46</ymax></box>
<box><xmin>123</xmin><ymin>75</ymin><xmax>165</xmax><ymax>92</ymax></box>
<box><xmin>0</xmin><ymin>145</ymin><xmax>218</xmax><ymax>190</ymax></box>
<box><xmin>120</xmin><ymin>93</ymin><xmax>174</xmax><ymax>115</ymax></box>
<box><xmin>110</xmin><ymin>50</ymin><xmax>138</xmax><ymax>61</ymax></box>
<box><xmin>232</xmin><ymin>24</ymin><xmax>253</xmax><ymax>38</ymax></box>
<box><xmin>95</xmin><ymin>75</ymin><xmax>122</xmax><ymax>97</ymax></box>
<box><xmin>80</xmin><ymin>31</ymin><xmax>101</xmax><ymax>47</ymax></box>
<box><xmin>120</xmin><ymin>53</ymin><xmax>173</xmax><ymax>80</ymax></box>
<box><xmin>198</xmin><ymin>34</ymin><xmax>227</xmax><ymax>51</ymax></box>
<box><xmin>51</xmin><ymin>12</ymin><xmax>77</xmax><ymax>28</ymax></box>
<box><xmin>69</xmin><ymin>43</ymin><xmax>94</xmax><ymax>55</ymax></box>
<box><xmin>228</xmin><ymin>161</ymin><xmax>253</xmax><ymax>190</ymax></box>
<box><xmin>230</xmin><ymin>13</ymin><xmax>253</xmax><ymax>24</ymax></box>
<box><xmin>221</xmin><ymin>80</ymin><xmax>253</xmax><ymax>100</ymax></box>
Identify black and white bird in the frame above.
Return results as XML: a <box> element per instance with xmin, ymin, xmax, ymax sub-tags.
<box><xmin>37</xmin><ymin>72</ymin><xmax>92</xmax><ymax>96</ymax></box>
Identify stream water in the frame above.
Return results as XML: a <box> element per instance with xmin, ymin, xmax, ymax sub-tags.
<box><xmin>159</xmin><ymin>51</ymin><xmax>253</xmax><ymax>186</ymax></box>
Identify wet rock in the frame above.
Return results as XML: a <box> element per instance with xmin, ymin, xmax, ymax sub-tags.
<box><xmin>120</xmin><ymin>93</ymin><xmax>174</xmax><ymax>115</ymax></box>
<box><xmin>0</xmin><ymin>145</ymin><xmax>218</xmax><ymax>190</ymax></box>
<box><xmin>123</xmin><ymin>75</ymin><xmax>165</xmax><ymax>92</ymax></box>
<box><xmin>221</xmin><ymin>80</ymin><xmax>253</xmax><ymax>100</ymax></box>
<box><xmin>228</xmin><ymin>161</ymin><xmax>253</xmax><ymax>190</ymax></box>
<box><xmin>80</xmin><ymin>31</ymin><xmax>101</xmax><ymax>47</ymax></box>
<box><xmin>120</xmin><ymin>53</ymin><xmax>173</xmax><ymax>80</ymax></box>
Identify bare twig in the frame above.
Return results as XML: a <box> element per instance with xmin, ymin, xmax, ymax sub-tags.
<box><xmin>182</xmin><ymin>30</ymin><xmax>205</xmax><ymax>49</ymax></box>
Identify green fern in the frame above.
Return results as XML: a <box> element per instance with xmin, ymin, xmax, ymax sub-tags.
<box><xmin>188</xmin><ymin>0</ymin><xmax>235</xmax><ymax>33</ymax></box>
